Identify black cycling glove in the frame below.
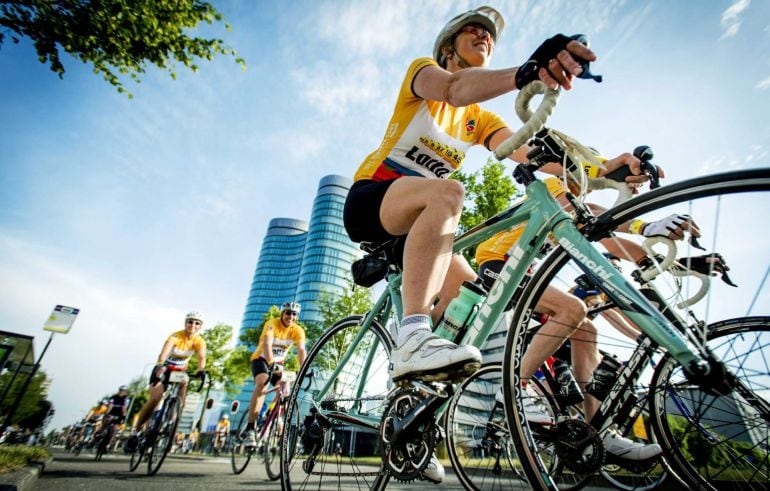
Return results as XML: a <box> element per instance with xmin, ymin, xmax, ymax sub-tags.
<box><xmin>516</xmin><ymin>34</ymin><xmax>603</xmax><ymax>90</ymax></box>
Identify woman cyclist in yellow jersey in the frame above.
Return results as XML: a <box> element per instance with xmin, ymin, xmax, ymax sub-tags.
<box><xmin>341</xmin><ymin>7</ymin><xmax>660</xmax><ymax>481</ymax></box>
<box><xmin>125</xmin><ymin>311</ymin><xmax>207</xmax><ymax>453</ymax></box>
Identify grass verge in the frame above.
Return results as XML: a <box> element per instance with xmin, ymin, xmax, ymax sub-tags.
<box><xmin>0</xmin><ymin>445</ymin><xmax>50</xmax><ymax>474</ymax></box>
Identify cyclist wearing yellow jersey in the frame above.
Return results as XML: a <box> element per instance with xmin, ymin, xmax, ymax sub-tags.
<box><xmin>125</xmin><ymin>311</ymin><xmax>207</xmax><ymax>453</ymax></box>
<box><xmin>213</xmin><ymin>414</ymin><xmax>230</xmax><ymax>454</ymax></box>
<box><xmin>242</xmin><ymin>301</ymin><xmax>306</xmax><ymax>448</ymax></box>
<box><xmin>475</xmin><ymin>166</ymin><xmax>699</xmax><ymax>460</ymax></box>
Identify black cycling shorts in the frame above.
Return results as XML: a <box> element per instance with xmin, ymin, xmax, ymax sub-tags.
<box><xmin>251</xmin><ymin>357</ymin><xmax>282</xmax><ymax>386</ymax></box>
<box><xmin>343</xmin><ymin>179</ymin><xmax>405</xmax><ymax>244</ymax></box>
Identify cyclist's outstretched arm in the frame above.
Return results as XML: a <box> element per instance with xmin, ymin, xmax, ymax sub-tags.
<box><xmin>296</xmin><ymin>341</ymin><xmax>307</xmax><ymax>368</ymax></box>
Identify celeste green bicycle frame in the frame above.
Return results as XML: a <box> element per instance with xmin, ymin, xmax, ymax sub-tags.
<box><xmin>311</xmin><ymin>176</ymin><xmax>705</xmax><ymax>431</ymax></box>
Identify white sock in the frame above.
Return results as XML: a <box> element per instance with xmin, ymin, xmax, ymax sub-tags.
<box><xmin>398</xmin><ymin>314</ymin><xmax>431</xmax><ymax>346</ymax></box>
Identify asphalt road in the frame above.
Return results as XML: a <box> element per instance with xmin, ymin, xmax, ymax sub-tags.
<box><xmin>37</xmin><ymin>448</ymin><xmax>472</xmax><ymax>490</ymax></box>
<box><xmin>37</xmin><ymin>448</ymin><xmax>629</xmax><ymax>490</ymax></box>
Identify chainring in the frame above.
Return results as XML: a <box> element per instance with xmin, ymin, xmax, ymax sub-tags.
<box><xmin>380</xmin><ymin>389</ymin><xmax>438</xmax><ymax>482</ymax></box>
<box><xmin>555</xmin><ymin>419</ymin><xmax>605</xmax><ymax>474</ymax></box>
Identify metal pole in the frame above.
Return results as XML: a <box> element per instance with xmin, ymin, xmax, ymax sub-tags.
<box><xmin>0</xmin><ymin>332</ymin><xmax>55</xmax><ymax>438</ymax></box>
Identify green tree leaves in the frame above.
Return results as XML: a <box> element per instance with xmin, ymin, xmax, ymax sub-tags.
<box><xmin>0</xmin><ymin>0</ymin><xmax>246</xmax><ymax>97</ymax></box>
<box><xmin>452</xmin><ymin>158</ymin><xmax>520</xmax><ymax>267</ymax></box>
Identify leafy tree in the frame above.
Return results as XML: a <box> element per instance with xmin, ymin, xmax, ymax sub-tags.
<box><xmin>0</xmin><ymin>369</ymin><xmax>52</xmax><ymax>431</ymax></box>
<box><xmin>0</xmin><ymin>0</ymin><xmax>245</xmax><ymax>97</ymax></box>
<box><xmin>186</xmin><ymin>322</ymin><xmax>252</xmax><ymax>396</ymax></box>
<box><xmin>451</xmin><ymin>158</ymin><xmax>520</xmax><ymax>267</ymax></box>
<box><xmin>124</xmin><ymin>374</ymin><xmax>149</xmax><ymax>424</ymax></box>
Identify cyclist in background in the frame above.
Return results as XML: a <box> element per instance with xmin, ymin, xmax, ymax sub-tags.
<box><xmin>124</xmin><ymin>311</ymin><xmax>207</xmax><ymax>453</ymax></box>
<box><xmin>475</xmin><ymin>167</ymin><xmax>699</xmax><ymax>460</ymax></box>
<box><xmin>98</xmin><ymin>385</ymin><xmax>129</xmax><ymax>452</ymax></box>
<box><xmin>242</xmin><ymin>301</ymin><xmax>306</xmax><ymax>448</ymax></box>
<box><xmin>213</xmin><ymin>414</ymin><xmax>230</xmax><ymax>454</ymax></box>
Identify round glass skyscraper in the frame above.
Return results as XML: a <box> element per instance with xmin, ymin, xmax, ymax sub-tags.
<box><xmin>295</xmin><ymin>175</ymin><xmax>360</xmax><ymax>325</ymax></box>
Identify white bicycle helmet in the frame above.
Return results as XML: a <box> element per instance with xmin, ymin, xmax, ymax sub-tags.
<box><xmin>281</xmin><ymin>301</ymin><xmax>301</xmax><ymax>314</ymax></box>
<box><xmin>433</xmin><ymin>6</ymin><xmax>505</xmax><ymax>67</ymax></box>
<box><xmin>185</xmin><ymin>311</ymin><xmax>205</xmax><ymax>324</ymax></box>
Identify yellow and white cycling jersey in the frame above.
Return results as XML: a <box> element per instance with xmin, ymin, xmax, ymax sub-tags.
<box><xmin>354</xmin><ymin>57</ymin><xmax>507</xmax><ymax>182</ymax></box>
<box><xmin>251</xmin><ymin>318</ymin><xmax>305</xmax><ymax>364</ymax></box>
<box><xmin>164</xmin><ymin>330</ymin><xmax>206</xmax><ymax>369</ymax></box>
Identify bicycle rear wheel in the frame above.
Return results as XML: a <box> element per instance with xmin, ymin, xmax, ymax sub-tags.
<box><xmin>649</xmin><ymin>316</ymin><xmax>770</xmax><ymax>490</ymax></box>
<box><xmin>147</xmin><ymin>396</ymin><xmax>181</xmax><ymax>476</ymax></box>
<box><xmin>280</xmin><ymin>315</ymin><xmax>393</xmax><ymax>490</ymax></box>
<box><xmin>502</xmin><ymin>169</ymin><xmax>770</xmax><ymax>490</ymax></box>
<box><xmin>230</xmin><ymin>409</ymin><xmax>254</xmax><ymax>474</ymax></box>
<box><xmin>128</xmin><ymin>440</ymin><xmax>145</xmax><ymax>472</ymax></box>
<box><xmin>446</xmin><ymin>363</ymin><xmax>526</xmax><ymax>490</ymax></box>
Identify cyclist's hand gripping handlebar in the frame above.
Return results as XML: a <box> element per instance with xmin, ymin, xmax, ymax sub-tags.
<box><xmin>588</xmin><ymin>145</ymin><xmax>661</xmax><ymax>205</ymax></box>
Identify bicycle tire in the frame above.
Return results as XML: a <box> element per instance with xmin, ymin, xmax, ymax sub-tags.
<box><xmin>446</xmin><ymin>363</ymin><xmax>527</xmax><ymax>490</ymax></box>
<box><xmin>501</xmin><ymin>168</ymin><xmax>770</xmax><ymax>490</ymax></box>
<box><xmin>280</xmin><ymin>315</ymin><xmax>393</xmax><ymax>490</ymax></box>
<box><xmin>649</xmin><ymin>316</ymin><xmax>770</xmax><ymax>490</ymax></box>
<box><xmin>128</xmin><ymin>438</ymin><xmax>146</xmax><ymax>472</ymax></box>
<box><xmin>230</xmin><ymin>409</ymin><xmax>254</xmax><ymax>474</ymax></box>
<box><xmin>147</xmin><ymin>396</ymin><xmax>181</xmax><ymax>476</ymax></box>
<box><xmin>266</xmin><ymin>399</ymin><xmax>296</xmax><ymax>480</ymax></box>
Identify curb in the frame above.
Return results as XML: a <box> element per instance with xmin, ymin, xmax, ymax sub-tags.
<box><xmin>0</xmin><ymin>456</ymin><xmax>53</xmax><ymax>491</ymax></box>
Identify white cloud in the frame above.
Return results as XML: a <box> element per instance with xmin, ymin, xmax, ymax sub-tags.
<box><xmin>696</xmin><ymin>145</ymin><xmax>766</xmax><ymax>174</ymax></box>
<box><xmin>720</xmin><ymin>0</ymin><xmax>751</xmax><ymax>39</ymax></box>
<box><xmin>756</xmin><ymin>75</ymin><xmax>770</xmax><ymax>89</ymax></box>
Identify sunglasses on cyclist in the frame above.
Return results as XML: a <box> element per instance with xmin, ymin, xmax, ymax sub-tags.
<box><xmin>283</xmin><ymin>311</ymin><xmax>299</xmax><ymax>317</ymax></box>
<box><xmin>458</xmin><ymin>24</ymin><xmax>494</xmax><ymax>44</ymax></box>
<box><xmin>186</xmin><ymin>319</ymin><xmax>202</xmax><ymax>326</ymax></box>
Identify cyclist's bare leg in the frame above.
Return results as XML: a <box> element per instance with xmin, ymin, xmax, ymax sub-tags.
<box><xmin>134</xmin><ymin>382</ymin><xmax>164</xmax><ymax>430</ymax></box>
<box><xmin>247</xmin><ymin>373</ymin><xmax>270</xmax><ymax>426</ymax></box>
<box><xmin>432</xmin><ymin>254</ymin><xmax>477</xmax><ymax>324</ymax></box>
<box><xmin>601</xmin><ymin>309</ymin><xmax>641</xmax><ymax>340</ymax></box>
<box><xmin>569</xmin><ymin>318</ymin><xmax>601</xmax><ymax>420</ymax></box>
<box><xmin>379</xmin><ymin>177</ymin><xmax>465</xmax><ymax>318</ymax></box>
<box><xmin>521</xmin><ymin>286</ymin><xmax>588</xmax><ymax>380</ymax></box>
<box><xmin>177</xmin><ymin>378</ymin><xmax>189</xmax><ymax>407</ymax></box>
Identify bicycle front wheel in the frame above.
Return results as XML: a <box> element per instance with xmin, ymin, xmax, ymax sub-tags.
<box><xmin>502</xmin><ymin>168</ymin><xmax>770</xmax><ymax>490</ymax></box>
<box><xmin>147</xmin><ymin>396</ymin><xmax>181</xmax><ymax>476</ymax></box>
<box><xmin>649</xmin><ymin>316</ymin><xmax>770</xmax><ymax>490</ymax></box>
<box><xmin>266</xmin><ymin>399</ymin><xmax>296</xmax><ymax>480</ymax></box>
<box><xmin>230</xmin><ymin>409</ymin><xmax>254</xmax><ymax>474</ymax></box>
<box><xmin>280</xmin><ymin>315</ymin><xmax>393</xmax><ymax>490</ymax></box>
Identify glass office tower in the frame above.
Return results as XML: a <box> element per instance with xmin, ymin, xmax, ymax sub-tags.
<box><xmin>295</xmin><ymin>175</ymin><xmax>360</xmax><ymax>325</ymax></box>
<box><xmin>240</xmin><ymin>218</ymin><xmax>308</xmax><ymax>331</ymax></box>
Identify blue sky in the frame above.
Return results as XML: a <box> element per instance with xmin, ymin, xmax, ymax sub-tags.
<box><xmin>1</xmin><ymin>0</ymin><xmax>768</xmax><ymax>430</ymax></box>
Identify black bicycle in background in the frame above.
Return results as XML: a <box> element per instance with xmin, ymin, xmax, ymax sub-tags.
<box><xmin>128</xmin><ymin>369</ymin><xmax>208</xmax><ymax>475</ymax></box>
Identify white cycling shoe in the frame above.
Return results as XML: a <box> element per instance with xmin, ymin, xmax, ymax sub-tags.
<box><xmin>522</xmin><ymin>383</ymin><xmax>555</xmax><ymax>425</ymax></box>
<box><xmin>421</xmin><ymin>454</ymin><xmax>444</xmax><ymax>483</ymax></box>
<box><xmin>603</xmin><ymin>430</ymin><xmax>662</xmax><ymax>460</ymax></box>
<box><xmin>242</xmin><ymin>429</ymin><xmax>257</xmax><ymax>448</ymax></box>
<box><xmin>389</xmin><ymin>329</ymin><xmax>482</xmax><ymax>382</ymax></box>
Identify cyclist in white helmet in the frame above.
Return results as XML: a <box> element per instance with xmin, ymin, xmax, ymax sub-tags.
<box><xmin>125</xmin><ymin>311</ymin><xmax>207</xmax><ymax>453</ymax></box>
<box><xmin>342</xmin><ymin>7</ymin><xmax>657</xmax><ymax>482</ymax></box>
<box><xmin>241</xmin><ymin>301</ymin><xmax>306</xmax><ymax>448</ymax></box>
